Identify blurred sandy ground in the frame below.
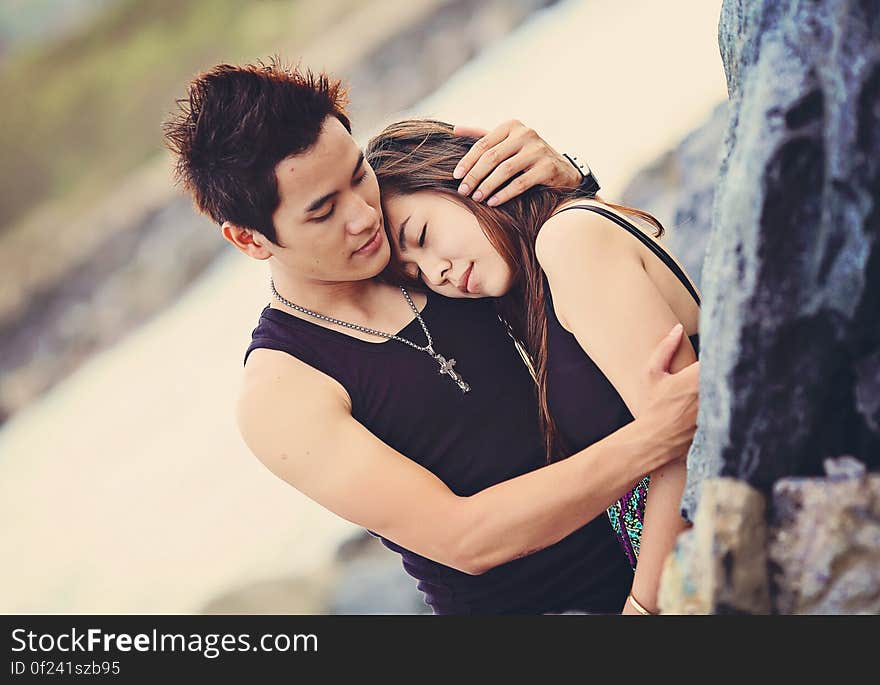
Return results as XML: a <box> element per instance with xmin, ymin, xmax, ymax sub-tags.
<box><xmin>0</xmin><ymin>0</ymin><xmax>726</xmax><ymax>613</ymax></box>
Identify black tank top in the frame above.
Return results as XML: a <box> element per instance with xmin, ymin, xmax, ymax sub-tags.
<box><xmin>244</xmin><ymin>292</ymin><xmax>633</xmax><ymax>614</ymax></box>
<box><xmin>542</xmin><ymin>204</ymin><xmax>701</xmax><ymax>566</ymax></box>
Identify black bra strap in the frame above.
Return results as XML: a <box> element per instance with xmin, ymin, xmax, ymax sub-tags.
<box><xmin>549</xmin><ymin>204</ymin><xmax>701</xmax><ymax>306</ymax></box>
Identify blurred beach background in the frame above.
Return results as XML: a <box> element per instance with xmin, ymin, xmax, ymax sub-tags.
<box><xmin>0</xmin><ymin>0</ymin><xmax>726</xmax><ymax>614</ymax></box>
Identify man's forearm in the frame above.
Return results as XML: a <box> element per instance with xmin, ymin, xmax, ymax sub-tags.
<box><xmin>457</xmin><ymin>417</ymin><xmax>670</xmax><ymax>575</ymax></box>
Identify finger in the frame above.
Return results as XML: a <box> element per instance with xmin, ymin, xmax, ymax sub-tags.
<box><xmin>457</xmin><ymin>134</ymin><xmax>528</xmax><ymax>198</ymax></box>
<box><xmin>647</xmin><ymin>324</ymin><xmax>684</xmax><ymax>377</ymax></box>
<box><xmin>452</xmin><ymin>121</ymin><xmax>516</xmax><ymax>182</ymax></box>
<box><xmin>677</xmin><ymin>358</ymin><xmax>701</xmax><ymax>382</ymax></box>
<box><xmin>453</xmin><ymin>124</ymin><xmax>489</xmax><ymax>139</ymax></box>
<box><xmin>470</xmin><ymin>143</ymin><xmax>537</xmax><ymax>202</ymax></box>
<box><xmin>671</xmin><ymin>358</ymin><xmax>701</xmax><ymax>399</ymax></box>
<box><xmin>484</xmin><ymin>165</ymin><xmax>548</xmax><ymax>206</ymax></box>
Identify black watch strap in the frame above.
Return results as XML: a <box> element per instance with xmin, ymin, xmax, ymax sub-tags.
<box><xmin>563</xmin><ymin>153</ymin><xmax>600</xmax><ymax>196</ymax></box>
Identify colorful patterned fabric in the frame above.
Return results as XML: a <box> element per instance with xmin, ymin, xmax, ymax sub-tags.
<box><xmin>606</xmin><ymin>475</ymin><xmax>650</xmax><ymax>570</ymax></box>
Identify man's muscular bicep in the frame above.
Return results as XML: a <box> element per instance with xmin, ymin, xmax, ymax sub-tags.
<box><xmin>236</xmin><ymin>349</ymin><xmax>473</xmax><ymax>573</ymax></box>
<box><xmin>236</xmin><ymin>349</ymin><xmax>351</xmax><ymax>486</ymax></box>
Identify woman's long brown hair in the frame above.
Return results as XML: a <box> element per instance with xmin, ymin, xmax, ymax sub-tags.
<box><xmin>366</xmin><ymin>119</ymin><xmax>666</xmax><ymax>464</ymax></box>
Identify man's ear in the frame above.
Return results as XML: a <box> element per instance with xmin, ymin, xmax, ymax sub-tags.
<box><xmin>221</xmin><ymin>221</ymin><xmax>272</xmax><ymax>260</ymax></box>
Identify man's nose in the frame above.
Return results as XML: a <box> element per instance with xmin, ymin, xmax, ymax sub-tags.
<box><xmin>346</xmin><ymin>195</ymin><xmax>379</xmax><ymax>234</ymax></box>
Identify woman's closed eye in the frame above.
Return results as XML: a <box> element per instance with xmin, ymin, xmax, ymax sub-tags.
<box><xmin>413</xmin><ymin>223</ymin><xmax>427</xmax><ymax>280</ymax></box>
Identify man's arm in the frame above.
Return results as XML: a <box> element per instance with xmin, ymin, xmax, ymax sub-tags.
<box><xmin>238</xmin><ymin>330</ymin><xmax>696</xmax><ymax>576</ymax></box>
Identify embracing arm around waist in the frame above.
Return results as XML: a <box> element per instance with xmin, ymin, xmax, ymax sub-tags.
<box><xmin>237</xmin><ymin>348</ymin><xmax>674</xmax><ymax>576</ymax></box>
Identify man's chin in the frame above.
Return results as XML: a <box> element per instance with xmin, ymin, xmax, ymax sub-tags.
<box><xmin>371</xmin><ymin>242</ymin><xmax>393</xmax><ymax>273</ymax></box>
<box><xmin>358</xmin><ymin>243</ymin><xmax>392</xmax><ymax>281</ymax></box>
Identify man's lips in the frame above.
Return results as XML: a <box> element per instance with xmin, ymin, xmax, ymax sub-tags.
<box><xmin>354</xmin><ymin>227</ymin><xmax>382</xmax><ymax>254</ymax></box>
<box><xmin>457</xmin><ymin>263</ymin><xmax>474</xmax><ymax>293</ymax></box>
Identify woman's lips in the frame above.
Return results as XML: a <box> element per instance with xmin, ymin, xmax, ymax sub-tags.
<box><xmin>458</xmin><ymin>263</ymin><xmax>474</xmax><ymax>293</ymax></box>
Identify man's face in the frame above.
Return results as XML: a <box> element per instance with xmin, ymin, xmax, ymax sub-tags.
<box><xmin>268</xmin><ymin>116</ymin><xmax>389</xmax><ymax>282</ymax></box>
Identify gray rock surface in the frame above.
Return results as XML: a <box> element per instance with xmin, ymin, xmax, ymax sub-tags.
<box><xmin>657</xmin><ymin>478</ymin><xmax>771</xmax><ymax>615</ymax></box>
<box><xmin>769</xmin><ymin>457</ymin><xmax>880</xmax><ymax>614</ymax></box>
<box><xmin>680</xmin><ymin>0</ymin><xmax>880</xmax><ymax>520</ymax></box>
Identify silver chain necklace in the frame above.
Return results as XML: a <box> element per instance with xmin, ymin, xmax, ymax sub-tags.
<box><xmin>269</xmin><ymin>277</ymin><xmax>471</xmax><ymax>394</ymax></box>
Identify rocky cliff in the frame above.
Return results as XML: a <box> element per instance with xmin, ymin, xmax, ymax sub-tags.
<box><xmin>653</xmin><ymin>0</ymin><xmax>880</xmax><ymax>614</ymax></box>
<box><xmin>681</xmin><ymin>0</ymin><xmax>880</xmax><ymax>519</ymax></box>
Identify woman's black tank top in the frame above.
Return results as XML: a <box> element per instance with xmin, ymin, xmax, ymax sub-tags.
<box><xmin>542</xmin><ymin>204</ymin><xmax>701</xmax><ymax>566</ymax></box>
<box><xmin>244</xmin><ymin>291</ymin><xmax>633</xmax><ymax>614</ymax></box>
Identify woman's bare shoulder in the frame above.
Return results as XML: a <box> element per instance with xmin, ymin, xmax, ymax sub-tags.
<box><xmin>535</xmin><ymin>199</ymin><xmax>641</xmax><ymax>274</ymax></box>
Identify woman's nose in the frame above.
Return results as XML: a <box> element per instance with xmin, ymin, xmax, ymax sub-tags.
<box><xmin>422</xmin><ymin>258</ymin><xmax>450</xmax><ymax>287</ymax></box>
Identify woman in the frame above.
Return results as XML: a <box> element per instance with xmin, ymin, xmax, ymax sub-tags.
<box><xmin>366</xmin><ymin>119</ymin><xmax>701</xmax><ymax>614</ymax></box>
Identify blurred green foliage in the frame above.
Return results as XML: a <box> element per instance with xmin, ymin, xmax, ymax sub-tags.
<box><xmin>0</xmin><ymin>0</ymin><xmax>351</xmax><ymax>235</ymax></box>
<box><xmin>0</xmin><ymin>0</ymin><xmax>116</xmax><ymax>58</ymax></box>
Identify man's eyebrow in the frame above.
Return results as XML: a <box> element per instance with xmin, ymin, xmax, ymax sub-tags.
<box><xmin>305</xmin><ymin>190</ymin><xmax>338</xmax><ymax>214</ymax></box>
<box><xmin>352</xmin><ymin>150</ymin><xmax>365</xmax><ymax>178</ymax></box>
<box><xmin>397</xmin><ymin>215</ymin><xmax>411</xmax><ymax>253</ymax></box>
<box><xmin>303</xmin><ymin>152</ymin><xmax>365</xmax><ymax>215</ymax></box>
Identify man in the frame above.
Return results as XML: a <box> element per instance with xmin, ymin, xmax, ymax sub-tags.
<box><xmin>162</xmin><ymin>59</ymin><xmax>700</xmax><ymax>614</ymax></box>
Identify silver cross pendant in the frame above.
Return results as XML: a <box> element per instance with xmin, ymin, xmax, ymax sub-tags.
<box><xmin>427</xmin><ymin>347</ymin><xmax>471</xmax><ymax>394</ymax></box>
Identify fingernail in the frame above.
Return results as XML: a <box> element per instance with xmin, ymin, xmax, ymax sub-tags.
<box><xmin>473</xmin><ymin>190</ymin><xmax>483</xmax><ymax>201</ymax></box>
<box><xmin>487</xmin><ymin>196</ymin><xmax>499</xmax><ymax>207</ymax></box>
<box><xmin>453</xmin><ymin>166</ymin><xmax>464</xmax><ymax>179</ymax></box>
<box><xmin>671</xmin><ymin>323</ymin><xmax>683</xmax><ymax>334</ymax></box>
<box><xmin>458</xmin><ymin>183</ymin><xmax>469</xmax><ymax>195</ymax></box>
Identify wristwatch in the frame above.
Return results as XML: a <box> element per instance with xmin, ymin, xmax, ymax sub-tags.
<box><xmin>563</xmin><ymin>153</ymin><xmax>600</xmax><ymax>196</ymax></box>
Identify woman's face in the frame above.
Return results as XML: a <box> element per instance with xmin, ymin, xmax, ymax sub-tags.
<box><xmin>383</xmin><ymin>191</ymin><xmax>514</xmax><ymax>298</ymax></box>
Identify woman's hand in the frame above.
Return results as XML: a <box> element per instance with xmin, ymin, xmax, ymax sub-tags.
<box><xmin>452</xmin><ymin>120</ymin><xmax>582</xmax><ymax>206</ymax></box>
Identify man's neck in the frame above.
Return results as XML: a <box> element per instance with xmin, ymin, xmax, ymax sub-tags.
<box><xmin>267</xmin><ymin>265</ymin><xmax>405</xmax><ymax>324</ymax></box>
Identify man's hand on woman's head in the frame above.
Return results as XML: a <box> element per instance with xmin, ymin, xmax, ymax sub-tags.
<box><xmin>452</xmin><ymin>119</ymin><xmax>582</xmax><ymax>206</ymax></box>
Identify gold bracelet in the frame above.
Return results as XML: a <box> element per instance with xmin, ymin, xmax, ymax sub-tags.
<box><xmin>627</xmin><ymin>593</ymin><xmax>657</xmax><ymax>615</ymax></box>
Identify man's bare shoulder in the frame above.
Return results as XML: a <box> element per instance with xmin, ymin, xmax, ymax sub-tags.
<box><xmin>237</xmin><ymin>348</ymin><xmax>352</xmax><ymax>442</ymax></box>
